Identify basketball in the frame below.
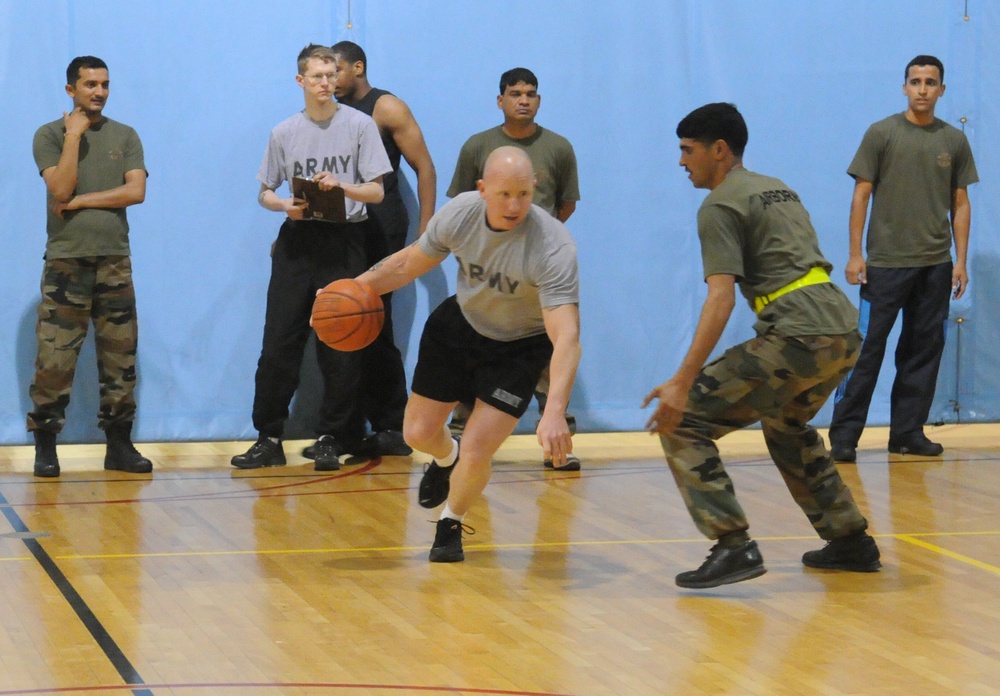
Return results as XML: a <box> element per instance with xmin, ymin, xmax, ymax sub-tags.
<box><xmin>311</xmin><ymin>279</ymin><xmax>384</xmax><ymax>351</ymax></box>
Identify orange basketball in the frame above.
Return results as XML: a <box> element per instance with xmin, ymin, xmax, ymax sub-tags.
<box><xmin>311</xmin><ymin>279</ymin><xmax>384</xmax><ymax>351</ymax></box>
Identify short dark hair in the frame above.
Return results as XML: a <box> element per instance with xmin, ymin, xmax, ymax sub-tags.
<box><xmin>499</xmin><ymin>67</ymin><xmax>538</xmax><ymax>95</ymax></box>
<box><xmin>676</xmin><ymin>102</ymin><xmax>749</xmax><ymax>158</ymax></box>
<box><xmin>331</xmin><ymin>40</ymin><xmax>367</xmax><ymax>74</ymax></box>
<box><xmin>66</xmin><ymin>56</ymin><xmax>107</xmax><ymax>85</ymax></box>
<box><xmin>905</xmin><ymin>54</ymin><xmax>944</xmax><ymax>83</ymax></box>
<box><xmin>297</xmin><ymin>44</ymin><xmax>336</xmax><ymax>74</ymax></box>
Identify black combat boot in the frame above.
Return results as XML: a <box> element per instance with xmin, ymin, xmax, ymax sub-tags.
<box><xmin>33</xmin><ymin>430</ymin><xmax>60</xmax><ymax>478</ymax></box>
<box><xmin>104</xmin><ymin>423</ymin><xmax>153</xmax><ymax>474</ymax></box>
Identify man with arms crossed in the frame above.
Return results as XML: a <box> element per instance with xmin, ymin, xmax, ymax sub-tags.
<box><xmin>232</xmin><ymin>44</ymin><xmax>391</xmax><ymax>470</ymax></box>
<box><xmin>644</xmin><ymin>103</ymin><xmax>879</xmax><ymax>589</ymax></box>
<box><xmin>29</xmin><ymin>56</ymin><xmax>152</xmax><ymax>477</ymax></box>
<box><xmin>447</xmin><ymin>67</ymin><xmax>581</xmax><ymax>470</ymax></box>
<box><xmin>828</xmin><ymin>55</ymin><xmax>978</xmax><ymax>462</ymax></box>
<box><xmin>356</xmin><ymin>146</ymin><xmax>580</xmax><ymax>562</ymax></box>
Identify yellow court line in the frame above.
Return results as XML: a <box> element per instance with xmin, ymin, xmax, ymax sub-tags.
<box><xmin>3</xmin><ymin>530</ymin><xmax>993</xmax><ymax>565</ymax></box>
<box><xmin>896</xmin><ymin>533</ymin><xmax>1000</xmax><ymax>576</ymax></box>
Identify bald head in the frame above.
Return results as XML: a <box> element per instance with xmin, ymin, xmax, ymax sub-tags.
<box><xmin>483</xmin><ymin>146</ymin><xmax>535</xmax><ymax>182</ymax></box>
<box><xmin>477</xmin><ymin>146</ymin><xmax>536</xmax><ymax>231</ymax></box>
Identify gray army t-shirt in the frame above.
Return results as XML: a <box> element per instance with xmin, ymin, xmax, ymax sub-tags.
<box><xmin>419</xmin><ymin>191</ymin><xmax>579</xmax><ymax>341</ymax></box>
<box><xmin>258</xmin><ymin>106</ymin><xmax>391</xmax><ymax>223</ymax></box>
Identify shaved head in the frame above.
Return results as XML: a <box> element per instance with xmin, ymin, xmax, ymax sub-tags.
<box><xmin>478</xmin><ymin>146</ymin><xmax>536</xmax><ymax>231</ymax></box>
<box><xmin>483</xmin><ymin>146</ymin><xmax>535</xmax><ymax>182</ymax></box>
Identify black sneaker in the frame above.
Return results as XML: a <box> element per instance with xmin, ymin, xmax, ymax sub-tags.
<box><xmin>830</xmin><ymin>444</ymin><xmax>857</xmax><ymax>462</ymax></box>
<box><xmin>33</xmin><ymin>431</ymin><xmax>60</xmax><ymax>478</ymax></box>
<box><xmin>543</xmin><ymin>453</ymin><xmax>581</xmax><ymax>471</ymax></box>
<box><xmin>346</xmin><ymin>430</ymin><xmax>414</xmax><ymax>461</ymax></box>
<box><xmin>802</xmin><ymin>532</ymin><xmax>881</xmax><ymax>572</ymax></box>
<box><xmin>676</xmin><ymin>540</ymin><xmax>767</xmax><ymax>589</ymax></box>
<box><xmin>887</xmin><ymin>434</ymin><xmax>943</xmax><ymax>457</ymax></box>
<box><xmin>231</xmin><ymin>437</ymin><xmax>286</xmax><ymax>469</ymax></box>
<box><xmin>367</xmin><ymin>430</ymin><xmax>413</xmax><ymax>456</ymax></box>
<box><xmin>429</xmin><ymin>517</ymin><xmax>473</xmax><ymax>563</ymax></box>
<box><xmin>312</xmin><ymin>436</ymin><xmax>341</xmax><ymax>471</ymax></box>
<box><xmin>418</xmin><ymin>439</ymin><xmax>459</xmax><ymax>508</ymax></box>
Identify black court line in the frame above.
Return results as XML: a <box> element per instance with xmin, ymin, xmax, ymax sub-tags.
<box><xmin>0</xmin><ymin>488</ymin><xmax>153</xmax><ymax>696</ymax></box>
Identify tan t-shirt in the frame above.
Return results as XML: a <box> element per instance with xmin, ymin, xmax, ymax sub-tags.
<box><xmin>849</xmin><ymin>113</ymin><xmax>979</xmax><ymax>267</ymax></box>
<box><xmin>698</xmin><ymin>168</ymin><xmax>857</xmax><ymax>336</ymax></box>
<box><xmin>447</xmin><ymin>125</ymin><xmax>580</xmax><ymax>218</ymax></box>
<box><xmin>33</xmin><ymin>117</ymin><xmax>145</xmax><ymax>259</ymax></box>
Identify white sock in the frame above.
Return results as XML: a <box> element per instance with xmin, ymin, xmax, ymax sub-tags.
<box><xmin>439</xmin><ymin>437</ymin><xmax>459</xmax><ymax>468</ymax></box>
<box><xmin>440</xmin><ymin>503</ymin><xmax>464</xmax><ymax>522</ymax></box>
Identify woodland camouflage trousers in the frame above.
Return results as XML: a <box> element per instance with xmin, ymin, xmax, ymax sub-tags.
<box><xmin>660</xmin><ymin>330</ymin><xmax>869</xmax><ymax>541</ymax></box>
<box><xmin>27</xmin><ymin>256</ymin><xmax>138</xmax><ymax>433</ymax></box>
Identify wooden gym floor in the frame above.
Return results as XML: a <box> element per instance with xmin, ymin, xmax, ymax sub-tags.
<box><xmin>0</xmin><ymin>423</ymin><xmax>998</xmax><ymax>695</ymax></box>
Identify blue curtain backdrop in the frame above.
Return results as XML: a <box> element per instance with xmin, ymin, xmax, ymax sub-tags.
<box><xmin>1</xmin><ymin>0</ymin><xmax>996</xmax><ymax>443</ymax></box>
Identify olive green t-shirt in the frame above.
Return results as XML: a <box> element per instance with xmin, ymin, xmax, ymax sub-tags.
<box><xmin>33</xmin><ymin>117</ymin><xmax>146</xmax><ymax>259</ymax></box>
<box><xmin>849</xmin><ymin>113</ymin><xmax>978</xmax><ymax>267</ymax></box>
<box><xmin>698</xmin><ymin>168</ymin><xmax>858</xmax><ymax>336</ymax></box>
<box><xmin>446</xmin><ymin>125</ymin><xmax>580</xmax><ymax>217</ymax></box>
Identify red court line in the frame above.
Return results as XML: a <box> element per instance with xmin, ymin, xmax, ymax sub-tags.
<box><xmin>1</xmin><ymin>465</ymin><xmax>656</xmax><ymax>511</ymax></box>
<box><xmin>0</xmin><ymin>681</ymin><xmax>576</xmax><ymax>695</ymax></box>
<box><xmin>2</xmin><ymin>460</ymin><xmax>383</xmax><ymax>508</ymax></box>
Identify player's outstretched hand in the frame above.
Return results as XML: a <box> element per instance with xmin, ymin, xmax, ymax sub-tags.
<box><xmin>537</xmin><ymin>410</ymin><xmax>572</xmax><ymax>468</ymax></box>
<box><xmin>642</xmin><ymin>378</ymin><xmax>689</xmax><ymax>436</ymax></box>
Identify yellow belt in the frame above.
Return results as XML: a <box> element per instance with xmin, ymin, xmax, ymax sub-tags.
<box><xmin>753</xmin><ymin>267</ymin><xmax>831</xmax><ymax>314</ymax></box>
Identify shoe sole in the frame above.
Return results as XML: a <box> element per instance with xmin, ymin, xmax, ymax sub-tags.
<box><xmin>887</xmin><ymin>447</ymin><xmax>943</xmax><ymax>456</ymax></box>
<box><xmin>314</xmin><ymin>459</ymin><xmax>341</xmax><ymax>471</ymax></box>
<box><xmin>429</xmin><ymin>546</ymin><xmax>464</xmax><ymax>563</ymax></box>
<box><xmin>803</xmin><ymin>560</ymin><xmax>882</xmax><ymax>572</ymax></box>
<box><xmin>675</xmin><ymin>565</ymin><xmax>767</xmax><ymax>589</ymax></box>
<box><xmin>419</xmin><ymin>462</ymin><xmax>455</xmax><ymax>509</ymax></box>
<box><xmin>105</xmin><ymin>464</ymin><xmax>153</xmax><ymax>474</ymax></box>
<box><xmin>33</xmin><ymin>469</ymin><xmax>60</xmax><ymax>478</ymax></box>
<box><xmin>231</xmin><ymin>460</ymin><xmax>286</xmax><ymax>469</ymax></box>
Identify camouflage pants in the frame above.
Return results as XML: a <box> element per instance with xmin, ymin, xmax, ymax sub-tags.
<box><xmin>660</xmin><ymin>330</ymin><xmax>868</xmax><ymax>541</ymax></box>
<box><xmin>27</xmin><ymin>256</ymin><xmax>139</xmax><ymax>433</ymax></box>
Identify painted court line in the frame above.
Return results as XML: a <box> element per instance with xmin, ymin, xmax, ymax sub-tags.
<box><xmin>896</xmin><ymin>533</ymin><xmax>1000</xmax><ymax>576</ymax></box>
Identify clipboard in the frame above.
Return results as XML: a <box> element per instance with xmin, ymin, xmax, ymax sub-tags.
<box><xmin>292</xmin><ymin>176</ymin><xmax>347</xmax><ymax>223</ymax></box>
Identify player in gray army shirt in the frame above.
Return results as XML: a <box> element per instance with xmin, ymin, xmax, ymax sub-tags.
<box><xmin>354</xmin><ymin>146</ymin><xmax>581</xmax><ymax>563</ymax></box>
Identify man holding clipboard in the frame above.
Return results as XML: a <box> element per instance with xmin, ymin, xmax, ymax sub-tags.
<box><xmin>232</xmin><ymin>44</ymin><xmax>391</xmax><ymax>471</ymax></box>
<box><xmin>291</xmin><ymin>176</ymin><xmax>347</xmax><ymax>223</ymax></box>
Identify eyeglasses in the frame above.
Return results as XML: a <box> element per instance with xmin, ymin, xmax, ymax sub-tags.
<box><xmin>302</xmin><ymin>72</ymin><xmax>337</xmax><ymax>84</ymax></box>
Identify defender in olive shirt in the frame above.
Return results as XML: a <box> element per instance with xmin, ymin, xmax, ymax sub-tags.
<box><xmin>643</xmin><ymin>103</ymin><xmax>879</xmax><ymax>589</ymax></box>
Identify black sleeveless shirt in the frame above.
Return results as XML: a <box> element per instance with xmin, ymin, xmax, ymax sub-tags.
<box><xmin>349</xmin><ymin>88</ymin><xmax>401</xmax><ymax>198</ymax></box>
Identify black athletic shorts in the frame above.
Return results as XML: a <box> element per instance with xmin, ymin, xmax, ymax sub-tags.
<box><xmin>411</xmin><ymin>296</ymin><xmax>553</xmax><ymax>418</ymax></box>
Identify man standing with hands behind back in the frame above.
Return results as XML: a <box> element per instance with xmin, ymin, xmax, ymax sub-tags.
<box><xmin>828</xmin><ymin>55</ymin><xmax>979</xmax><ymax>462</ymax></box>
<box><xmin>29</xmin><ymin>55</ymin><xmax>152</xmax><ymax>478</ymax></box>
